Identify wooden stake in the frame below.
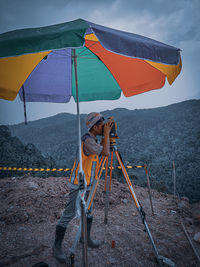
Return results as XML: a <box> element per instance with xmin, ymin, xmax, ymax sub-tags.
<box><xmin>173</xmin><ymin>161</ymin><xmax>176</xmax><ymax>197</ymax></box>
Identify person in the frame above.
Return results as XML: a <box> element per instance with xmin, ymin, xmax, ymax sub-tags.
<box><xmin>53</xmin><ymin>112</ymin><xmax>113</xmax><ymax>263</ymax></box>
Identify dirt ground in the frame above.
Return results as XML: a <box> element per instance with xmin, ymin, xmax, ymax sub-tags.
<box><xmin>0</xmin><ymin>175</ymin><xmax>200</xmax><ymax>267</ymax></box>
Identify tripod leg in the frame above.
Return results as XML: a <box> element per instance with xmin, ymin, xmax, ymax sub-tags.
<box><xmin>86</xmin><ymin>157</ymin><xmax>106</xmax><ymax>211</ymax></box>
<box><xmin>104</xmin><ymin>157</ymin><xmax>108</xmax><ymax>192</ymax></box>
<box><xmin>104</xmin><ymin>156</ymin><xmax>109</xmax><ymax>224</ymax></box>
<box><xmin>104</xmin><ymin>151</ymin><xmax>113</xmax><ymax>224</ymax></box>
<box><xmin>115</xmin><ymin>151</ymin><xmax>162</xmax><ymax>267</ymax></box>
<box><xmin>109</xmin><ymin>151</ymin><xmax>114</xmax><ymax>192</ymax></box>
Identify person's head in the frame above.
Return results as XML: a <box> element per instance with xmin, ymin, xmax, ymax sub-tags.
<box><xmin>85</xmin><ymin>112</ymin><xmax>104</xmax><ymax>136</ymax></box>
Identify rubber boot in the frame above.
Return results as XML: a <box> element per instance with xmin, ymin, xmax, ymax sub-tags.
<box><xmin>87</xmin><ymin>216</ymin><xmax>101</xmax><ymax>248</ymax></box>
<box><xmin>52</xmin><ymin>225</ymin><xmax>67</xmax><ymax>263</ymax></box>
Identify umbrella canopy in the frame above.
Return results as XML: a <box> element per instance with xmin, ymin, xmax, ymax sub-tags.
<box><xmin>0</xmin><ymin>18</ymin><xmax>181</xmax><ymax>102</ymax></box>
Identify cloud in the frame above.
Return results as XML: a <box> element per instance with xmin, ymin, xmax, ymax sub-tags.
<box><xmin>0</xmin><ymin>0</ymin><xmax>199</xmax><ymax>45</ymax></box>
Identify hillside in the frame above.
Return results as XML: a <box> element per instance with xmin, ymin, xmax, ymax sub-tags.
<box><xmin>0</xmin><ymin>175</ymin><xmax>200</xmax><ymax>266</ymax></box>
<box><xmin>7</xmin><ymin>99</ymin><xmax>200</xmax><ymax>202</ymax></box>
<box><xmin>0</xmin><ymin>126</ymin><xmax>56</xmax><ymax>178</ymax></box>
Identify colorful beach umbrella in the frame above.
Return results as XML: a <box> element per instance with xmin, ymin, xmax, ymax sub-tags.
<box><xmin>0</xmin><ymin>18</ymin><xmax>181</xmax><ymax>103</ymax></box>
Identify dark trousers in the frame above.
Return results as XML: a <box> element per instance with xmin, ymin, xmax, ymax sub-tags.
<box><xmin>58</xmin><ymin>185</ymin><xmax>91</xmax><ymax>228</ymax></box>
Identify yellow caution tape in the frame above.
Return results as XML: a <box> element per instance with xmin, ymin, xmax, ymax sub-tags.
<box><xmin>126</xmin><ymin>165</ymin><xmax>132</xmax><ymax>169</ymax></box>
<box><xmin>0</xmin><ymin>167</ymin><xmax>71</xmax><ymax>172</ymax></box>
<box><xmin>109</xmin><ymin>166</ymin><xmax>115</xmax><ymax>169</ymax></box>
<box><xmin>0</xmin><ymin>165</ymin><xmax>145</xmax><ymax>172</ymax></box>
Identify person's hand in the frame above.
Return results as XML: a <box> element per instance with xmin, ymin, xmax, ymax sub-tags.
<box><xmin>103</xmin><ymin>121</ymin><xmax>113</xmax><ymax>136</ymax></box>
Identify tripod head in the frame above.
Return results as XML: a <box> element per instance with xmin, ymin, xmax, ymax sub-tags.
<box><xmin>107</xmin><ymin>117</ymin><xmax>118</xmax><ymax>149</ymax></box>
<box><xmin>102</xmin><ymin>116</ymin><xmax>118</xmax><ymax>149</ymax></box>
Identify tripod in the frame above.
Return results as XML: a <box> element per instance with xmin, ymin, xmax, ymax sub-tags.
<box><xmin>70</xmin><ymin>138</ymin><xmax>175</xmax><ymax>267</ymax></box>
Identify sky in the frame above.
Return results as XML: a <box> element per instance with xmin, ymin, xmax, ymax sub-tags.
<box><xmin>0</xmin><ymin>0</ymin><xmax>199</xmax><ymax>125</ymax></box>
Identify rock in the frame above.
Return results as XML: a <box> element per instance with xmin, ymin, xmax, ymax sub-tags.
<box><xmin>22</xmin><ymin>173</ymin><xmax>31</xmax><ymax>179</ymax></box>
<box><xmin>107</xmin><ymin>257</ymin><xmax>116</xmax><ymax>264</ymax></box>
<box><xmin>185</xmin><ymin>217</ymin><xmax>193</xmax><ymax>225</ymax></box>
<box><xmin>187</xmin><ymin>228</ymin><xmax>194</xmax><ymax>234</ymax></box>
<box><xmin>28</xmin><ymin>181</ymin><xmax>39</xmax><ymax>190</ymax></box>
<box><xmin>194</xmin><ymin>232</ymin><xmax>200</xmax><ymax>243</ymax></box>
<box><xmin>121</xmin><ymin>198</ymin><xmax>128</xmax><ymax>204</ymax></box>
<box><xmin>170</xmin><ymin>210</ymin><xmax>176</xmax><ymax>214</ymax></box>
<box><xmin>178</xmin><ymin>199</ymin><xmax>189</xmax><ymax>210</ymax></box>
<box><xmin>181</xmin><ymin>196</ymin><xmax>189</xmax><ymax>202</ymax></box>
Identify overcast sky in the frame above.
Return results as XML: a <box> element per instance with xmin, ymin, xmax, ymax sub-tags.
<box><xmin>0</xmin><ymin>0</ymin><xmax>199</xmax><ymax>124</ymax></box>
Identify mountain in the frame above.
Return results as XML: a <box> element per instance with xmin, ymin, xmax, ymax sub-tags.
<box><xmin>7</xmin><ymin>99</ymin><xmax>200</xmax><ymax>202</ymax></box>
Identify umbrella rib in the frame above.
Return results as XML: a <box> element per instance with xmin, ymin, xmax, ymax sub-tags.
<box><xmin>77</xmin><ymin>56</ymin><xmax>98</xmax><ymax>59</ymax></box>
<box><xmin>77</xmin><ymin>41</ymin><xmax>98</xmax><ymax>56</ymax></box>
<box><xmin>51</xmin><ymin>50</ymin><xmax>107</xmax><ymax>60</ymax></box>
<box><xmin>77</xmin><ymin>50</ymin><xmax>112</xmax><ymax>58</ymax></box>
<box><xmin>49</xmin><ymin>47</ymin><xmax>111</xmax><ymax>60</ymax></box>
<box><xmin>51</xmin><ymin>51</ymin><xmax>71</xmax><ymax>57</ymax></box>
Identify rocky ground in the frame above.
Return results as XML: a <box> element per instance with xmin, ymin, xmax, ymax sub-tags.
<box><xmin>0</xmin><ymin>175</ymin><xmax>200</xmax><ymax>267</ymax></box>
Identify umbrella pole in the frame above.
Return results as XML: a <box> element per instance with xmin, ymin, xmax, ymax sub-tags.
<box><xmin>73</xmin><ymin>49</ymin><xmax>82</xmax><ymax>172</ymax></box>
<box><xmin>22</xmin><ymin>85</ymin><xmax>27</xmax><ymax>125</ymax></box>
<box><xmin>72</xmin><ymin>48</ymin><xmax>88</xmax><ymax>267</ymax></box>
